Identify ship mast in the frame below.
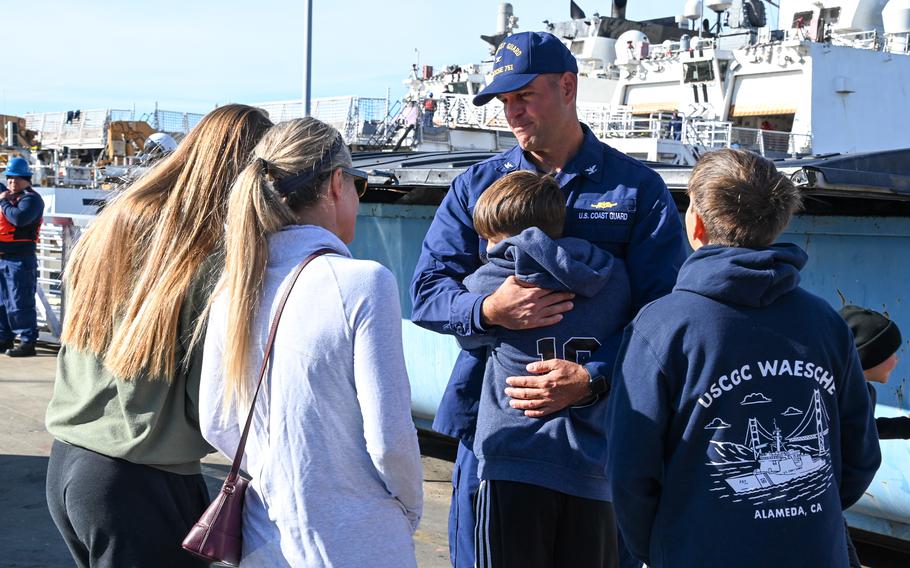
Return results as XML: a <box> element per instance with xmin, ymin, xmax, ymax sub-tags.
<box><xmin>772</xmin><ymin>420</ymin><xmax>783</xmax><ymax>453</ymax></box>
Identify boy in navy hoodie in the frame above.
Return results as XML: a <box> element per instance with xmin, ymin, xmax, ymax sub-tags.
<box><xmin>605</xmin><ymin>149</ymin><xmax>881</xmax><ymax>568</ymax></box>
<box><xmin>461</xmin><ymin>171</ymin><xmax>631</xmax><ymax>567</ymax></box>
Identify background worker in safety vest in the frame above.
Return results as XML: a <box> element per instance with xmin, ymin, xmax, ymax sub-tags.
<box><xmin>0</xmin><ymin>157</ymin><xmax>44</xmax><ymax>357</ymax></box>
<box><xmin>423</xmin><ymin>93</ymin><xmax>438</xmax><ymax>127</ymax></box>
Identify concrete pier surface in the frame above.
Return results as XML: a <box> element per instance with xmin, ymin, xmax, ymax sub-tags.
<box><xmin>0</xmin><ymin>344</ymin><xmax>454</xmax><ymax>567</ymax></box>
<box><xmin>2</xmin><ymin>344</ymin><xmax>907</xmax><ymax>567</ymax></box>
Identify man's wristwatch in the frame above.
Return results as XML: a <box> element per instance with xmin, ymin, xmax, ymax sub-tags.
<box><xmin>574</xmin><ymin>374</ymin><xmax>608</xmax><ymax>407</ymax></box>
<box><xmin>588</xmin><ymin>374</ymin><xmax>609</xmax><ymax>397</ymax></box>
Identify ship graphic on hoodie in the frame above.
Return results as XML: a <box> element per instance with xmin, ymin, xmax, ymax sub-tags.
<box><xmin>459</xmin><ymin>227</ymin><xmax>631</xmax><ymax>501</ymax></box>
<box><xmin>605</xmin><ymin>244</ymin><xmax>881</xmax><ymax>568</ymax></box>
<box><xmin>708</xmin><ymin>388</ymin><xmax>833</xmax><ymax>506</ymax></box>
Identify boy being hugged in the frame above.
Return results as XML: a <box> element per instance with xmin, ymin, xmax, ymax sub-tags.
<box><xmin>463</xmin><ymin>171</ymin><xmax>631</xmax><ymax>567</ymax></box>
<box><xmin>605</xmin><ymin>149</ymin><xmax>881</xmax><ymax>568</ymax></box>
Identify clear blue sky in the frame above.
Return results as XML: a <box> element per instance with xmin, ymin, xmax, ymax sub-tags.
<box><xmin>4</xmin><ymin>0</ymin><xmax>776</xmax><ymax>117</ymax></box>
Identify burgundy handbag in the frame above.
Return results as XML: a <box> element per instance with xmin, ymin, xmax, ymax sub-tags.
<box><xmin>182</xmin><ymin>249</ymin><xmax>334</xmax><ymax>566</ymax></box>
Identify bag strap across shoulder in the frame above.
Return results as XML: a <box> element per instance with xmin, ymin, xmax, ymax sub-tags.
<box><xmin>227</xmin><ymin>247</ymin><xmax>337</xmax><ymax>480</ymax></box>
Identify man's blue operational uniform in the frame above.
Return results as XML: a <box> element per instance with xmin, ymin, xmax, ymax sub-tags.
<box><xmin>0</xmin><ymin>178</ymin><xmax>44</xmax><ymax>347</ymax></box>
<box><xmin>410</xmin><ymin>124</ymin><xmax>687</xmax><ymax>567</ymax></box>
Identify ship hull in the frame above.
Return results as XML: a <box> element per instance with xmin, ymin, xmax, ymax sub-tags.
<box><xmin>725</xmin><ymin>455</ymin><xmax>826</xmax><ymax>494</ymax></box>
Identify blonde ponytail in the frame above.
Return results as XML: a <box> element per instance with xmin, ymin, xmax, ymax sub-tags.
<box><xmin>218</xmin><ymin>118</ymin><xmax>351</xmax><ymax>407</ymax></box>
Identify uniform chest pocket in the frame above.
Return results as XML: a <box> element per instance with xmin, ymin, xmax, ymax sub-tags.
<box><xmin>565</xmin><ymin>197</ymin><xmax>637</xmax><ymax>245</ymax></box>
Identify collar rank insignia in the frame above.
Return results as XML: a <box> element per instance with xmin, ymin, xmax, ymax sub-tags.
<box><xmin>591</xmin><ymin>201</ymin><xmax>618</xmax><ymax>209</ymax></box>
<box><xmin>503</xmin><ymin>161</ymin><xmax>515</xmax><ymax>170</ymax></box>
<box><xmin>585</xmin><ymin>164</ymin><xmax>598</xmax><ymax>175</ymax></box>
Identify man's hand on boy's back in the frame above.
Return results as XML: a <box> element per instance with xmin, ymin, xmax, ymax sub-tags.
<box><xmin>505</xmin><ymin>359</ymin><xmax>591</xmax><ymax>418</ymax></box>
<box><xmin>480</xmin><ymin>276</ymin><xmax>574</xmax><ymax>329</ymax></box>
<box><xmin>479</xmin><ymin>276</ymin><xmax>588</xmax><ymax>418</ymax></box>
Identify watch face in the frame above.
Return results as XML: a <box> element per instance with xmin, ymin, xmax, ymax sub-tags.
<box><xmin>590</xmin><ymin>376</ymin><xmax>608</xmax><ymax>396</ymax></box>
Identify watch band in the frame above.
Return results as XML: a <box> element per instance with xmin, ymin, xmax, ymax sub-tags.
<box><xmin>589</xmin><ymin>374</ymin><xmax>609</xmax><ymax>396</ymax></box>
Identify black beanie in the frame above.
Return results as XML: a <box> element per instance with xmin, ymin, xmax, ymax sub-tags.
<box><xmin>839</xmin><ymin>305</ymin><xmax>902</xmax><ymax>370</ymax></box>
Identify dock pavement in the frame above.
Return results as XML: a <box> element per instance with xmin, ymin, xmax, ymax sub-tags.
<box><xmin>0</xmin><ymin>344</ymin><xmax>454</xmax><ymax>567</ymax></box>
<box><xmin>3</xmin><ymin>345</ymin><xmax>907</xmax><ymax>567</ymax></box>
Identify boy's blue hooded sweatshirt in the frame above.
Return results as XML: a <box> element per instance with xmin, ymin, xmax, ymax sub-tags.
<box><xmin>606</xmin><ymin>244</ymin><xmax>881</xmax><ymax>568</ymax></box>
<box><xmin>462</xmin><ymin>227</ymin><xmax>631</xmax><ymax>501</ymax></box>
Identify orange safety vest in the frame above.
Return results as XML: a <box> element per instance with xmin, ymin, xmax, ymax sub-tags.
<box><xmin>0</xmin><ymin>190</ymin><xmax>42</xmax><ymax>244</ymax></box>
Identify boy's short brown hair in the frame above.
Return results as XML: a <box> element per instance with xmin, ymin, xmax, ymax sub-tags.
<box><xmin>687</xmin><ymin>149</ymin><xmax>802</xmax><ymax>248</ymax></box>
<box><xmin>474</xmin><ymin>171</ymin><xmax>565</xmax><ymax>241</ymax></box>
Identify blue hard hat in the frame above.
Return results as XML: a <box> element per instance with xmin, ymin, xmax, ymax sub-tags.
<box><xmin>4</xmin><ymin>157</ymin><xmax>32</xmax><ymax>178</ymax></box>
<box><xmin>473</xmin><ymin>31</ymin><xmax>578</xmax><ymax>106</ymax></box>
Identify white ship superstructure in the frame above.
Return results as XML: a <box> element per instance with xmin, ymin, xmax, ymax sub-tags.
<box><xmin>401</xmin><ymin>0</ymin><xmax>910</xmax><ymax>164</ymax></box>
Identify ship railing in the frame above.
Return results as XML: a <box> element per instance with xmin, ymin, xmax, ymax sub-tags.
<box><xmin>830</xmin><ymin>29</ymin><xmax>881</xmax><ymax>51</ymax></box>
<box><xmin>35</xmin><ymin>216</ymin><xmax>80</xmax><ymax>343</ymax></box>
<box><xmin>24</xmin><ymin>109</ymin><xmax>134</xmax><ymax>150</ymax></box>
<box><xmin>685</xmin><ymin>120</ymin><xmax>732</xmax><ymax>148</ymax></box>
<box><xmin>439</xmin><ymin>94</ymin><xmax>510</xmax><ymax>131</ymax></box>
<box><xmin>728</xmin><ymin>127</ymin><xmax>812</xmax><ymax>157</ymax></box>
<box><xmin>139</xmin><ymin>109</ymin><xmax>204</xmax><ymax>136</ymax></box>
<box><xmin>785</xmin><ymin>27</ymin><xmax>910</xmax><ymax>55</ymax></box>
<box><xmin>579</xmin><ymin>106</ymin><xmax>683</xmax><ymax>140</ymax></box>
<box><xmin>885</xmin><ymin>32</ymin><xmax>910</xmax><ymax>55</ymax></box>
<box><xmin>415</xmin><ymin>96</ymin><xmax>813</xmax><ymax>157</ymax></box>
<box><xmin>684</xmin><ymin>121</ymin><xmax>811</xmax><ymax>157</ymax></box>
<box><xmin>254</xmin><ymin>96</ymin><xmax>391</xmax><ymax>147</ymax></box>
<box><xmin>439</xmin><ymin>98</ymin><xmax>689</xmax><ymax>143</ymax></box>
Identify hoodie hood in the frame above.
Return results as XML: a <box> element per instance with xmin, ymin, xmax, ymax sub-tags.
<box><xmin>267</xmin><ymin>224</ymin><xmax>351</xmax><ymax>265</ymax></box>
<box><xmin>674</xmin><ymin>243</ymin><xmax>807</xmax><ymax>308</ymax></box>
<box><xmin>488</xmin><ymin>227</ymin><xmax>618</xmax><ymax>297</ymax></box>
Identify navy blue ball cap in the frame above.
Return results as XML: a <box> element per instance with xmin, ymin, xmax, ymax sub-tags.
<box><xmin>472</xmin><ymin>31</ymin><xmax>578</xmax><ymax>106</ymax></box>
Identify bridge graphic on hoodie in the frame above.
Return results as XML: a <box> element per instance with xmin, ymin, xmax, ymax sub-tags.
<box><xmin>706</xmin><ymin>388</ymin><xmax>833</xmax><ymax>510</ymax></box>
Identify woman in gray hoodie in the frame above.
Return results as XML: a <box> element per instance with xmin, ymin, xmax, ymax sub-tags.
<box><xmin>199</xmin><ymin>118</ymin><xmax>423</xmax><ymax>567</ymax></box>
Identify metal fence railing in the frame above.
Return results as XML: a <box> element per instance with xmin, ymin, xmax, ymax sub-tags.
<box><xmin>885</xmin><ymin>32</ymin><xmax>910</xmax><ymax>55</ymax></box>
<box><xmin>36</xmin><ymin>216</ymin><xmax>81</xmax><ymax>343</ymax></box>
<box><xmin>25</xmin><ymin>109</ymin><xmax>135</xmax><ymax>150</ymax></box>
<box><xmin>144</xmin><ymin>110</ymin><xmax>205</xmax><ymax>135</ymax></box>
<box><xmin>440</xmin><ymin>94</ymin><xmax>509</xmax><ymax>131</ymax></box>
<box><xmin>255</xmin><ymin>97</ymin><xmax>391</xmax><ymax>147</ymax></box>
<box><xmin>26</xmin><ymin>108</ymin><xmax>205</xmax><ymax>151</ymax></box>
<box><xmin>729</xmin><ymin>127</ymin><xmax>813</xmax><ymax>157</ymax></box>
<box><xmin>417</xmin><ymin>94</ymin><xmax>815</xmax><ymax>158</ymax></box>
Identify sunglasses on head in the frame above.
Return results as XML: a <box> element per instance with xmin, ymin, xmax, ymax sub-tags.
<box><xmin>339</xmin><ymin>166</ymin><xmax>369</xmax><ymax>198</ymax></box>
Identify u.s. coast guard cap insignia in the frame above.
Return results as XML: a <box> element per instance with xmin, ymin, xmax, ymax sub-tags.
<box><xmin>591</xmin><ymin>201</ymin><xmax>618</xmax><ymax>209</ymax></box>
<box><xmin>473</xmin><ymin>31</ymin><xmax>579</xmax><ymax>106</ymax></box>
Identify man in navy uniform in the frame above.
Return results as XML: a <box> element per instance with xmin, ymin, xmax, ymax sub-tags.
<box><xmin>0</xmin><ymin>157</ymin><xmax>44</xmax><ymax>357</ymax></box>
<box><xmin>410</xmin><ymin>31</ymin><xmax>687</xmax><ymax>567</ymax></box>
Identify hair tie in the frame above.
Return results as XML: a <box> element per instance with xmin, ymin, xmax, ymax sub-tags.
<box><xmin>257</xmin><ymin>157</ymin><xmax>272</xmax><ymax>177</ymax></box>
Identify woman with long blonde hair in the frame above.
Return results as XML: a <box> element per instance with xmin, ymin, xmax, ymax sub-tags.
<box><xmin>199</xmin><ymin>117</ymin><xmax>423</xmax><ymax>566</ymax></box>
<box><xmin>45</xmin><ymin>104</ymin><xmax>272</xmax><ymax>568</ymax></box>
